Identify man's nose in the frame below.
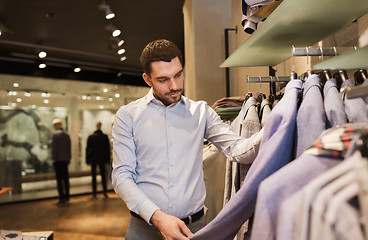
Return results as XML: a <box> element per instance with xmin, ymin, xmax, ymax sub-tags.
<box><xmin>168</xmin><ymin>79</ymin><xmax>178</xmax><ymax>90</ymax></box>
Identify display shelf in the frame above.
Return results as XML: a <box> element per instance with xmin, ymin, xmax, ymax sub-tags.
<box><xmin>220</xmin><ymin>0</ymin><xmax>368</xmax><ymax>67</ymax></box>
<box><xmin>313</xmin><ymin>46</ymin><xmax>368</xmax><ymax>70</ymax></box>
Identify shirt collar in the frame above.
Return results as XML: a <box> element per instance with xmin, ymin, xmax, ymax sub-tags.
<box><xmin>144</xmin><ymin>88</ymin><xmax>187</xmax><ymax>108</ymax></box>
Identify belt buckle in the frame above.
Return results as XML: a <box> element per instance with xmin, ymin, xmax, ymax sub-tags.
<box><xmin>188</xmin><ymin>215</ymin><xmax>192</xmax><ymax>224</ymax></box>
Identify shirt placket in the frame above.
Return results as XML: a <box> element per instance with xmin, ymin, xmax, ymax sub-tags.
<box><xmin>166</xmin><ymin>107</ymin><xmax>175</xmax><ymax>214</ymax></box>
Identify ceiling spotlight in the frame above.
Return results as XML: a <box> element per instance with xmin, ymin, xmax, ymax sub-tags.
<box><xmin>120</xmin><ymin>56</ymin><xmax>127</xmax><ymax>62</ymax></box>
<box><xmin>114</xmin><ymin>93</ymin><xmax>120</xmax><ymax>98</ymax></box>
<box><xmin>16</xmin><ymin>98</ymin><xmax>22</xmax><ymax>103</ymax></box>
<box><xmin>44</xmin><ymin>99</ymin><xmax>49</xmax><ymax>104</ymax></box>
<box><xmin>105</xmin><ymin>24</ymin><xmax>121</xmax><ymax>37</ymax></box>
<box><xmin>74</xmin><ymin>67</ymin><xmax>81</xmax><ymax>72</ymax></box>
<box><xmin>116</xmin><ymin>38</ymin><xmax>125</xmax><ymax>46</ymax></box>
<box><xmin>112</xmin><ymin>29</ymin><xmax>121</xmax><ymax>37</ymax></box>
<box><xmin>99</xmin><ymin>2</ymin><xmax>115</xmax><ymax>20</ymax></box>
<box><xmin>117</xmin><ymin>48</ymin><xmax>126</xmax><ymax>55</ymax></box>
<box><xmin>108</xmin><ymin>97</ymin><xmax>113</xmax><ymax>101</ymax></box>
<box><xmin>96</xmin><ymin>96</ymin><xmax>102</xmax><ymax>101</ymax></box>
<box><xmin>25</xmin><ymin>92</ymin><xmax>31</xmax><ymax>97</ymax></box>
<box><xmin>13</xmin><ymin>83</ymin><xmax>19</xmax><ymax>87</ymax></box>
<box><xmin>103</xmin><ymin>88</ymin><xmax>108</xmax><ymax>93</ymax></box>
<box><xmin>39</xmin><ymin>63</ymin><xmax>46</xmax><ymax>69</ymax></box>
<box><xmin>0</xmin><ymin>22</ymin><xmax>12</xmax><ymax>37</ymax></box>
<box><xmin>105</xmin><ymin>6</ymin><xmax>115</xmax><ymax>19</ymax></box>
<box><xmin>82</xmin><ymin>95</ymin><xmax>87</xmax><ymax>100</ymax></box>
<box><xmin>99</xmin><ymin>105</ymin><xmax>104</xmax><ymax>109</ymax></box>
<box><xmin>38</xmin><ymin>51</ymin><xmax>47</xmax><ymax>58</ymax></box>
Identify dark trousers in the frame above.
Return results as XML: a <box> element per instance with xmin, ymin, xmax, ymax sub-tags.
<box><xmin>53</xmin><ymin>162</ymin><xmax>70</xmax><ymax>202</ymax></box>
<box><xmin>91</xmin><ymin>162</ymin><xmax>107</xmax><ymax>196</ymax></box>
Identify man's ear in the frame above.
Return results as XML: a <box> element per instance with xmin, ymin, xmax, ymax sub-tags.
<box><xmin>142</xmin><ymin>73</ymin><xmax>152</xmax><ymax>87</ymax></box>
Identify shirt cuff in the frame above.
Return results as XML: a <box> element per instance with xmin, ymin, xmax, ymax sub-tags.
<box><xmin>138</xmin><ymin>200</ymin><xmax>160</xmax><ymax>225</ymax></box>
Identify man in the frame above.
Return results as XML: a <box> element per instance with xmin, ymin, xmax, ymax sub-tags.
<box><xmin>51</xmin><ymin>118</ymin><xmax>71</xmax><ymax>206</ymax></box>
<box><xmin>86</xmin><ymin>121</ymin><xmax>111</xmax><ymax>199</ymax></box>
<box><xmin>112</xmin><ymin>39</ymin><xmax>262</xmax><ymax>240</ymax></box>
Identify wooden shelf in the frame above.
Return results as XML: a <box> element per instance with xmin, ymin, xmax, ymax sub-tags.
<box><xmin>221</xmin><ymin>0</ymin><xmax>368</xmax><ymax>67</ymax></box>
<box><xmin>313</xmin><ymin>46</ymin><xmax>368</xmax><ymax>70</ymax></box>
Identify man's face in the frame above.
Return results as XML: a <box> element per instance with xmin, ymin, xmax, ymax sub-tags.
<box><xmin>142</xmin><ymin>57</ymin><xmax>184</xmax><ymax>106</ymax></box>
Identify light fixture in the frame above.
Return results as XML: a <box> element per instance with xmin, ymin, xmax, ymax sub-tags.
<box><xmin>74</xmin><ymin>67</ymin><xmax>81</xmax><ymax>72</ymax></box>
<box><xmin>16</xmin><ymin>98</ymin><xmax>22</xmax><ymax>103</ymax></box>
<box><xmin>114</xmin><ymin>93</ymin><xmax>120</xmax><ymax>98</ymax></box>
<box><xmin>42</xmin><ymin>92</ymin><xmax>51</xmax><ymax>98</ymax></box>
<box><xmin>82</xmin><ymin>95</ymin><xmax>88</xmax><ymax>100</ymax></box>
<box><xmin>103</xmin><ymin>88</ymin><xmax>108</xmax><ymax>93</ymax></box>
<box><xmin>0</xmin><ymin>22</ymin><xmax>11</xmax><ymax>37</ymax></box>
<box><xmin>39</xmin><ymin>63</ymin><xmax>46</xmax><ymax>69</ymax></box>
<box><xmin>108</xmin><ymin>97</ymin><xmax>113</xmax><ymax>101</ymax></box>
<box><xmin>117</xmin><ymin>48</ymin><xmax>126</xmax><ymax>55</ymax></box>
<box><xmin>99</xmin><ymin>105</ymin><xmax>104</xmax><ymax>109</ymax></box>
<box><xmin>116</xmin><ymin>38</ymin><xmax>125</xmax><ymax>47</ymax></box>
<box><xmin>13</xmin><ymin>83</ymin><xmax>19</xmax><ymax>87</ymax></box>
<box><xmin>44</xmin><ymin>99</ymin><xmax>49</xmax><ymax>104</ymax></box>
<box><xmin>25</xmin><ymin>92</ymin><xmax>31</xmax><ymax>97</ymax></box>
<box><xmin>120</xmin><ymin>56</ymin><xmax>127</xmax><ymax>62</ymax></box>
<box><xmin>38</xmin><ymin>51</ymin><xmax>47</xmax><ymax>58</ymax></box>
<box><xmin>112</xmin><ymin>28</ymin><xmax>121</xmax><ymax>37</ymax></box>
<box><xmin>99</xmin><ymin>2</ymin><xmax>115</xmax><ymax>20</ymax></box>
<box><xmin>96</xmin><ymin>96</ymin><xmax>102</xmax><ymax>101</ymax></box>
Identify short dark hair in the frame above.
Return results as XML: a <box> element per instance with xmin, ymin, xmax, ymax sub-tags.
<box><xmin>140</xmin><ymin>39</ymin><xmax>183</xmax><ymax>76</ymax></box>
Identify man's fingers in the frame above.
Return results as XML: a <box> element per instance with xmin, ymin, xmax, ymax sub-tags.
<box><xmin>179</xmin><ymin>221</ymin><xmax>193</xmax><ymax>238</ymax></box>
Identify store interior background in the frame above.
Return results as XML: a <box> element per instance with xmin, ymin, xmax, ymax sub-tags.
<box><xmin>0</xmin><ymin>0</ymin><xmax>367</xmax><ymax>211</ymax></box>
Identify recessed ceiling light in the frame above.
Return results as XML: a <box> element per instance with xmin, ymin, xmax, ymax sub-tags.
<box><xmin>120</xmin><ymin>56</ymin><xmax>127</xmax><ymax>62</ymax></box>
<box><xmin>114</xmin><ymin>93</ymin><xmax>120</xmax><ymax>98</ymax></box>
<box><xmin>74</xmin><ymin>67</ymin><xmax>81</xmax><ymax>72</ymax></box>
<box><xmin>103</xmin><ymin>88</ymin><xmax>108</xmax><ymax>93</ymax></box>
<box><xmin>13</xmin><ymin>83</ymin><xmax>19</xmax><ymax>87</ymax></box>
<box><xmin>39</xmin><ymin>63</ymin><xmax>46</xmax><ymax>69</ymax></box>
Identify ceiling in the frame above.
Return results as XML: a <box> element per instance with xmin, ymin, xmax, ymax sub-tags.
<box><xmin>0</xmin><ymin>0</ymin><xmax>185</xmax><ymax>86</ymax></box>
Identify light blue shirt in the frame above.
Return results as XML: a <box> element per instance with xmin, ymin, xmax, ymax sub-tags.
<box><xmin>112</xmin><ymin>89</ymin><xmax>262</xmax><ymax>224</ymax></box>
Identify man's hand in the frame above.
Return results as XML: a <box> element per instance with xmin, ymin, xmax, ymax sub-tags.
<box><xmin>151</xmin><ymin>210</ymin><xmax>193</xmax><ymax>240</ymax></box>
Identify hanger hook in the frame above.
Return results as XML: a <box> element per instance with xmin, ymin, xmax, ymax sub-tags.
<box><xmin>319</xmin><ymin>46</ymin><xmax>324</xmax><ymax>62</ymax></box>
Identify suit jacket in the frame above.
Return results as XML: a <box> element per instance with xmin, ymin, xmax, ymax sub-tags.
<box><xmin>190</xmin><ymin>80</ymin><xmax>303</xmax><ymax>240</ymax></box>
<box><xmin>52</xmin><ymin>128</ymin><xmax>71</xmax><ymax>163</ymax></box>
<box><xmin>86</xmin><ymin>129</ymin><xmax>111</xmax><ymax>164</ymax></box>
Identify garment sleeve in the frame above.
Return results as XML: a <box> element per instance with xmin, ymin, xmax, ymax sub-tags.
<box><xmin>111</xmin><ymin>107</ymin><xmax>159</xmax><ymax>224</ymax></box>
<box><xmin>205</xmin><ymin>105</ymin><xmax>263</xmax><ymax>164</ymax></box>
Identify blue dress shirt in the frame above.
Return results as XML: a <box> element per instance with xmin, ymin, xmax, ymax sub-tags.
<box><xmin>112</xmin><ymin>89</ymin><xmax>262</xmax><ymax>224</ymax></box>
<box><xmin>295</xmin><ymin>74</ymin><xmax>327</xmax><ymax>158</ymax></box>
<box><xmin>190</xmin><ymin>80</ymin><xmax>303</xmax><ymax>240</ymax></box>
<box><xmin>323</xmin><ymin>78</ymin><xmax>348</xmax><ymax>128</ymax></box>
<box><xmin>340</xmin><ymin>79</ymin><xmax>368</xmax><ymax>123</ymax></box>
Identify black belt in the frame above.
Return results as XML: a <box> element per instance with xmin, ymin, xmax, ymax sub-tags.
<box><xmin>130</xmin><ymin>208</ymin><xmax>204</xmax><ymax>225</ymax></box>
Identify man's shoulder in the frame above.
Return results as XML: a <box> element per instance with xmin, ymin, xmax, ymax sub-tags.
<box><xmin>182</xmin><ymin>95</ymin><xmax>209</xmax><ymax>109</ymax></box>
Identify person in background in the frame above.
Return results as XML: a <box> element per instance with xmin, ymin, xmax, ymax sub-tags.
<box><xmin>86</xmin><ymin>121</ymin><xmax>111</xmax><ymax>199</ymax></box>
<box><xmin>51</xmin><ymin>118</ymin><xmax>71</xmax><ymax>206</ymax></box>
<box><xmin>112</xmin><ymin>39</ymin><xmax>263</xmax><ymax>240</ymax></box>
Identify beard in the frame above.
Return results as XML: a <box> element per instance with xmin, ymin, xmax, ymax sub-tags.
<box><xmin>153</xmin><ymin>88</ymin><xmax>183</xmax><ymax>106</ymax></box>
